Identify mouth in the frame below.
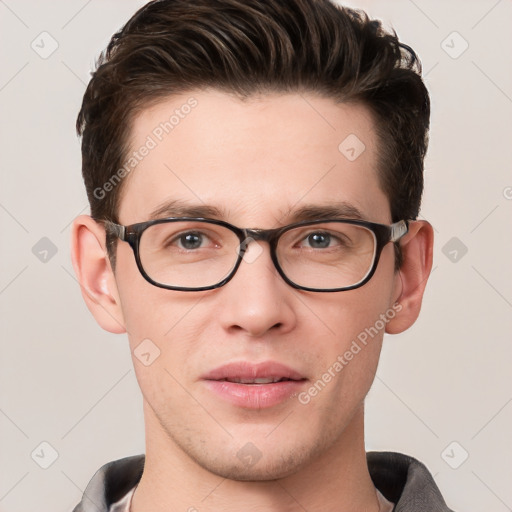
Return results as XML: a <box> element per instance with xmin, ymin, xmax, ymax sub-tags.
<box><xmin>202</xmin><ymin>360</ymin><xmax>306</xmax><ymax>383</ymax></box>
<box><xmin>217</xmin><ymin>376</ymin><xmax>302</xmax><ymax>384</ymax></box>
<box><xmin>202</xmin><ymin>361</ymin><xmax>308</xmax><ymax>409</ymax></box>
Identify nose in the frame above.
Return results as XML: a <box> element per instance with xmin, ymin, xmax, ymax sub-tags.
<box><xmin>217</xmin><ymin>239</ymin><xmax>297</xmax><ymax>338</ymax></box>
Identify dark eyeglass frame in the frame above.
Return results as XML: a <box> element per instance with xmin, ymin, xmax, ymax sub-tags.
<box><xmin>104</xmin><ymin>217</ymin><xmax>409</xmax><ymax>293</ymax></box>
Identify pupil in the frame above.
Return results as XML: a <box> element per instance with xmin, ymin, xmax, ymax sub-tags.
<box><xmin>308</xmin><ymin>233</ymin><xmax>330</xmax><ymax>248</ymax></box>
<box><xmin>181</xmin><ymin>233</ymin><xmax>201</xmax><ymax>249</ymax></box>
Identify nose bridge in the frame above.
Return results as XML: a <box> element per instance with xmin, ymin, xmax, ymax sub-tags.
<box><xmin>240</xmin><ymin>227</ymin><xmax>281</xmax><ymax>274</ymax></box>
<box><xmin>243</xmin><ymin>227</ymin><xmax>278</xmax><ymax>244</ymax></box>
<box><xmin>220</xmin><ymin>227</ymin><xmax>296</xmax><ymax>337</ymax></box>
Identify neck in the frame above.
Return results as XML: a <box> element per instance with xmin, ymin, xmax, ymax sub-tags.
<box><xmin>131</xmin><ymin>401</ymin><xmax>380</xmax><ymax>512</ymax></box>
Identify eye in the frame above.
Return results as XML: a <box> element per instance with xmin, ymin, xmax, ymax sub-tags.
<box><xmin>301</xmin><ymin>231</ymin><xmax>342</xmax><ymax>249</ymax></box>
<box><xmin>173</xmin><ymin>231</ymin><xmax>210</xmax><ymax>250</ymax></box>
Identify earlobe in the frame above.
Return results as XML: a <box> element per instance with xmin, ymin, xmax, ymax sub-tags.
<box><xmin>385</xmin><ymin>220</ymin><xmax>434</xmax><ymax>334</ymax></box>
<box><xmin>70</xmin><ymin>215</ymin><xmax>126</xmax><ymax>334</ymax></box>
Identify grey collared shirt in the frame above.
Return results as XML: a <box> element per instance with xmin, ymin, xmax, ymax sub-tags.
<box><xmin>73</xmin><ymin>451</ymin><xmax>455</xmax><ymax>512</ymax></box>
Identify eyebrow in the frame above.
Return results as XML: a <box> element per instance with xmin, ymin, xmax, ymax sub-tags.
<box><xmin>147</xmin><ymin>199</ymin><xmax>366</xmax><ymax>224</ymax></box>
<box><xmin>148</xmin><ymin>199</ymin><xmax>227</xmax><ymax>220</ymax></box>
<box><xmin>283</xmin><ymin>202</ymin><xmax>365</xmax><ymax>222</ymax></box>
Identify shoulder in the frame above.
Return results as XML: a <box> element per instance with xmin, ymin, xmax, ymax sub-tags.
<box><xmin>72</xmin><ymin>454</ymin><xmax>145</xmax><ymax>512</ymax></box>
<box><xmin>367</xmin><ymin>451</ymin><xmax>455</xmax><ymax>511</ymax></box>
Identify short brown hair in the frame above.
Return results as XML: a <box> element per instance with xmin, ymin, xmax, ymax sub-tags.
<box><xmin>76</xmin><ymin>0</ymin><xmax>430</xmax><ymax>267</ymax></box>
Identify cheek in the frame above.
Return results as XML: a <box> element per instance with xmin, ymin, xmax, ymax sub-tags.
<box><xmin>312</xmin><ymin>279</ymin><xmax>394</xmax><ymax>354</ymax></box>
<box><xmin>114</xmin><ymin>244</ymin><xmax>199</xmax><ymax>342</ymax></box>
<box><xmin>301</xmin><ymin>254</ymin><xmax>396</xmax><ymax>395</ymax></box>
<box><xmin>295</xmin><ymin>297</ymin><xmax>388</xmax><ymax>436</ymax></box>
<box><xmin>115</xmin><ymin>280</ymin><xmax>216</xmax><ymax>401</ymax></box>
<box><xmin>307</xmin><ymin>299</ymin><xmax>385</xmax><ymax>392</ymax></box>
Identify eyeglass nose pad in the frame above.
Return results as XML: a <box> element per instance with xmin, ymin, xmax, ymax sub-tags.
<box><xmin>239</xmin><ymin>236</ymin><xmax>265</xmax><ymax>264</ymax></box>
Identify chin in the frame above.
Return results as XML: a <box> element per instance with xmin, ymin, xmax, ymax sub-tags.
<box><xmin>203</xmin><ymin>457</ymin><xmax>304</xmax><ymax>482</ymax></box>
<box><xmin>185</xmin><ymin>436</ymin><xmax>322</xmax><ymax>482</ymax></box>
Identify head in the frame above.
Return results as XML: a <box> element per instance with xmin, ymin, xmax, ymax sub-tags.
<box><xmin>72</xmin><ymin>0</ymin><xmax>433</xmax><ymax>481</ymax></box>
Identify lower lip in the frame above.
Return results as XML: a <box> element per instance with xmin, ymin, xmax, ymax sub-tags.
<box><xmin>203</xmin><ymin>379</ymin><xmax>307</xmax><ymax>409</ymax></box>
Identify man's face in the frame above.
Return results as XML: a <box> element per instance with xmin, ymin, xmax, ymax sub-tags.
<box><xmin>114</xmin><ymin>90</ymin><xmax>400</xmax><ymax>479</ymax></box>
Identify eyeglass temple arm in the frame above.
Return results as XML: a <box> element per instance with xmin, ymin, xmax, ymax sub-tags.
<box><xmin>390</xmin><ymin>220</ymin><xmax>409</xmax><ymax>242</ymax></box>
<box><xmin>103</xmin><ymin>220</ymin><xmax>126</xmax><ymax>241</ymax></box>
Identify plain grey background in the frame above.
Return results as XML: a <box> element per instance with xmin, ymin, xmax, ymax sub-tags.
<box><xmin>1</xmin><ymin>1</ymin><xmax>511</xmax><ymax>511</ymax></box>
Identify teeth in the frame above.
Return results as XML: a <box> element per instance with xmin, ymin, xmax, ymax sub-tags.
<box><xmin>225</xmin><ymin>377</ymin><xmax>288</xmax><ymax>384</ymax></box>
<box><xmin>254</xmin><ymin>377</ymin><xmax>276</xmax><ymax>384</ymax></box>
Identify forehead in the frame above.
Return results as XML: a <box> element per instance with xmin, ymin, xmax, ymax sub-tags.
<box><xmin>118</xmin><ymin>89</ymin><xmax>390</xmax><ymax>225</ymax></box>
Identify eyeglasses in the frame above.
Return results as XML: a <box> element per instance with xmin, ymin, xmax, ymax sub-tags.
<box><xmin>104</xmin><ymin>217</ymin><xmax>408</xmax><ymax>292</ymax></box>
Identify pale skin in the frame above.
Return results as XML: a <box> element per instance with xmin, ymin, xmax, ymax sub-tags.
<box><xmin>71</xmin><ymin>90</ymin><xmax>433</xmax><ymax>512</ymax></box>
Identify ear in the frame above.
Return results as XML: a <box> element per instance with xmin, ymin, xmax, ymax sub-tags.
<box><xmin>70</xmin><ymin>215</ymin><xmax>126</xmax><ymax>334</ymax></box>
<box><xmin>386</xmin><ymin>220</ymin><xmax>434</xmax><ymax>334</ymax></box>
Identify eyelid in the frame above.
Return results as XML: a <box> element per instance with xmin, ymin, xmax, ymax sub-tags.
<box><xmin>167</xmin><ymin>228</ymin><xmax>223</xmax><ymax>250</ymax></box>
<box><xmin>290</xmin><ymin>228</ymin><xmax>344</xmax><ymax>246</ymax></box>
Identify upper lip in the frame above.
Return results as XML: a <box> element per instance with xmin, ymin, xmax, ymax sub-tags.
<box><xmin>202</xmin><ymin>361</ymin><xmax>306</xmax><ymax>381</ymax></box>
